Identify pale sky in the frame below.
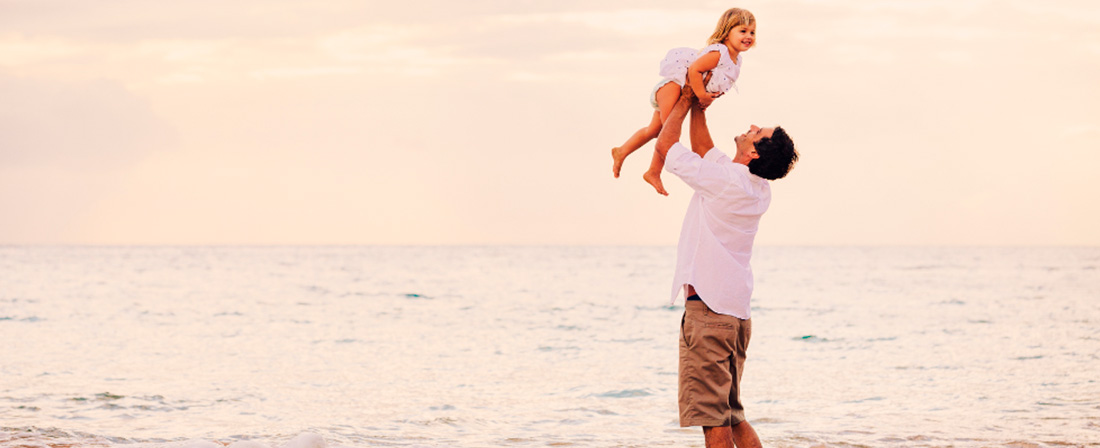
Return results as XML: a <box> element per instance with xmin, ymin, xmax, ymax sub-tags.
<box><xmin>2</xmin><ymin>0</ymin><xmax>1098</xmax><ymax>245</ymax></box>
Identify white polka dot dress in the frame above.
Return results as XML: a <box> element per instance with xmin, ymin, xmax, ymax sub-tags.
<box><xmin>657</xmin><ymin>43</ymin><xmax>742</xmax><ymax>94</ymax></box>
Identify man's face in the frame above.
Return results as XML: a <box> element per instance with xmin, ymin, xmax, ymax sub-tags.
<box><xmin>734</xmin><ymin>125</ymin><xmax>774</xmax><ymax>159</ymax></box>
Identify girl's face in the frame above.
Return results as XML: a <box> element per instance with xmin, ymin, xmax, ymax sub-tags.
<box><xmin>726</xmin><ymin>24</ymin><xmax>756</xmax><ymax>52</ymax></box>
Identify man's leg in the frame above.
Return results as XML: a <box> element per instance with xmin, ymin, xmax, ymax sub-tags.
<box><xmin>703</xmin><ymin>426</ymin><xmax>735</xmax><ymax>448</ymax></box>
<box><xmin>682</xmin><ymin>298</ymin><xmax>757</xmax><ymax>448</ymax></box>
<box><xmin>732</xmin><ymin>421</ymin><xmax>763</xmax><ymax>448</ymax></box>
<box><xmin>703</xmin><ymin>421</ymin><xmax>762</xmax><ymax>448</ymax></box>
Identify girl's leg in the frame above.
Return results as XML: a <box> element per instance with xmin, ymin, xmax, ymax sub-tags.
<box><xmin>642</xmin><ymin>81</ymin><xmax>682</xmax><ymax>196</ymax></box>
<box><xmin>612</xmin><ymin>110</ymin><xmax>663</xmax><ymax>178</ymax></box>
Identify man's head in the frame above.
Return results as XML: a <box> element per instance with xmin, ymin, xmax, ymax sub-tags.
<box><xmin>734</xmin><ymin>125</ymin><xmax>798</xmax><ymax>180</ymax></box>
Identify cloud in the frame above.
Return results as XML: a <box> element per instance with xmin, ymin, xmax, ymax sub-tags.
<box><xmin>0</xmin><ymin>0</ymin><xmax>1096</xmax><ymax>244</ymax></box>
<box><xmin>0</xmin><ymin>3</ymin><xmax>729</xmax><ymax>89</ymax></box>
<box><xmin>0</xmin><ymin>34</ymin><xmax>85</xmax><ymax>68</ymax></box>
<box><xmin>0</xmin><ymin>74</ymin><xmax>176</xmax><ymax>168</ymax></box>
<box><xmin>250</xmin><ymin>65</ymin><xmax>362</xmax><ymax>80</ymax></box>
<box><xmin>0</xmin><ymin>0</ymin><xmax>683</xmax><ymax>42</ymax></box>
<box><xmin>486</xmin><ymin>9</ymin><xmax>716</xmax><ymax>36</ymax></box>
<box><xmin>0</xmin><ymin>0</ymin><xmax>358</xmax><ymax>41</ymax></box>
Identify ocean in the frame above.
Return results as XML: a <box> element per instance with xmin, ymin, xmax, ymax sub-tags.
<box><xmin>1</xmin><ymin>246</ymin><xmax>1097</xmax><ymax>448</ymax></box>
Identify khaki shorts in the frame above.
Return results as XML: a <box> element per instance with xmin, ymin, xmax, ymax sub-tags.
<box><xmin>678</xmin><ymin>299</ymin><xmax>753</xmax><ymax>427</ymax></box>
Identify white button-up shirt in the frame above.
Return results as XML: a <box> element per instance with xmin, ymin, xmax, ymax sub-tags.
<box><xmin>664</xmin><ymin>142</ymin><xmax>771</xmax><ymax>319</ymax></box>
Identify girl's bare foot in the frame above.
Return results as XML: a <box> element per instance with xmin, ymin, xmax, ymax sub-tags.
<box><xmin>643</xmin><ymin>171</ymin><xmax>668</xmax><ymax>196</ymax></box>
<box><xmin>611</xmin><ymin>147</ymin><xmax>628</xmax><ymax>178</ymax></box>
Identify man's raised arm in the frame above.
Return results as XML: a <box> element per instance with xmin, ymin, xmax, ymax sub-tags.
<box><xmin>654</xmin><ymin>85</ymin><xmax>696</xmax><ymax>161</ymax></box>
<box><xmin>688</xmin><ymin>99</ymin><xmax>715</xmax><ymax>158</ymax></box>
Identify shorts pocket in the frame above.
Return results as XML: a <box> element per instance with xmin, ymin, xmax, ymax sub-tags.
<box><xmin>680</xmin><ymin>313</ymin><xmax>695</xmax><ymax>348</ymax></box>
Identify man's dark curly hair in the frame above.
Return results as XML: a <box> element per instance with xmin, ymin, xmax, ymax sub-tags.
<box><xmin>748</xmin><ymin>127</ymin><xmax>798</xmax><ymax>180</ymax></box>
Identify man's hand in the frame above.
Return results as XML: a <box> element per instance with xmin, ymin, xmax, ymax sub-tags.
<box><xmin>681</xmin><ymin>83</ymin><xmax>696</xmax><ymax>101</ymax></box>
<box><xmin>676</xmin><ymin>83</ymin><xmax>696</xmax><ymax>111</ymax></box>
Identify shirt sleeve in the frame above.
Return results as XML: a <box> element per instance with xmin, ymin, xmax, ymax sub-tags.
<box><xmin>664</xmin><ymin>142</ymin><xmax>732</xmax><ymax>198</ymax></box>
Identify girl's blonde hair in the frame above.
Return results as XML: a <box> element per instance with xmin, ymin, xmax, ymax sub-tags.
<box><xmin>707</xmin><ymin>8</ymin><xmax>755</xmax><ymax>45</ymax></box>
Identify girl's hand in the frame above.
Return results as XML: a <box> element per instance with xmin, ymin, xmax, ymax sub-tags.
<box><xmin>695</xmin><ymin>71</ymin><xmax>721</xmax><ymax>110</ymax></box>
<box><xmin>698</xmin><ymin>91</ymin><xmax>722</xmax><ymax>110</ymax></box>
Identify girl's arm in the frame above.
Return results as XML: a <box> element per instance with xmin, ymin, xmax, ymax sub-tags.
<box><xmin>687</xmin><ymin>51</ymin><xmax>722</xmax><ymax>108</ymax></box>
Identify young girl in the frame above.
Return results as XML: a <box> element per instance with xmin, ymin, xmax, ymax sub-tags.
<box><xmin>611</xmin><ymin>8</ymin><xmax>757</xmax><ymax>196</ymax></box>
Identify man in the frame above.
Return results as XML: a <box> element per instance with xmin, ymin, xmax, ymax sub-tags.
<box><xmin>653</xmin><ymin>84</ymin><xmax>798</xmax><ymax>448</ymax></box>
